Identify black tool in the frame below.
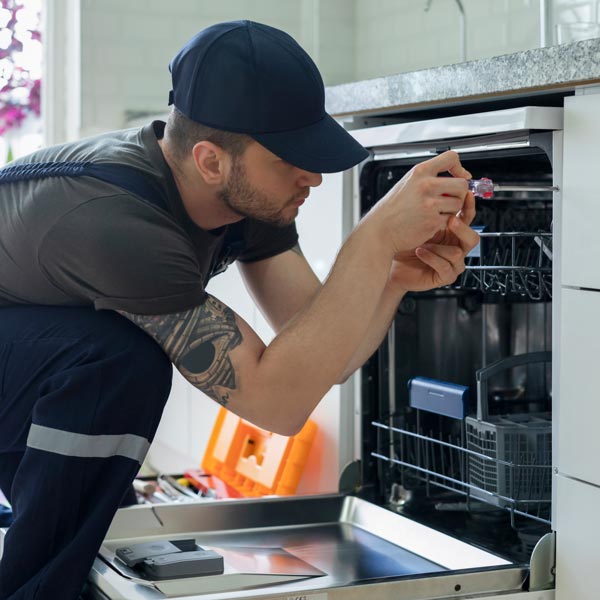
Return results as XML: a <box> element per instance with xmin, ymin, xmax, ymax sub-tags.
<box><xmin>115</xmin><ymin>538</ymin><xmax>224</xmax><ymax>579</ymax></box>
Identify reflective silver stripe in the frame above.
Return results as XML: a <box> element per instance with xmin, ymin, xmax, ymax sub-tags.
<box><xmin>27</xmin><ymin>423</ymin><xmax>150</xmax><ymax>464</ymax></box>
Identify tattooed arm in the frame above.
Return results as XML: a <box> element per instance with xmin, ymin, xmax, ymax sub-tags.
<box><xmin>119</xmin><ymin>220</ymin><xmax>397</xmax><ymax>435</ymax></box>
<box><xmin>120</xmin><ymin>295</ymin><xmax>261</xmax><ymax>413</ymax></box>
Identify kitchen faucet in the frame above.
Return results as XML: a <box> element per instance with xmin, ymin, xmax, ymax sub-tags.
<box><xmin>425</xmin><ymin>0</ymin><xmax>467</xmax><ymax>62</ymax></box>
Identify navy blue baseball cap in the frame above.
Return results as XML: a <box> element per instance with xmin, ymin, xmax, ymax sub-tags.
<box><xmin>168</xmin><ymin>20</ymin><xmax>369</xmax><ymax>173</ymax></box>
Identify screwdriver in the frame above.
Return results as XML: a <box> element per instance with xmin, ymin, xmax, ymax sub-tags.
<box><xmin>468</xmin><ymin>177</ymin><xmax>558</xmax><ymax>198</ymax></box>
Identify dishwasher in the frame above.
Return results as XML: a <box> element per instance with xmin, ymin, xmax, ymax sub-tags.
<box><xmin>81</xmin><ymin>105</ymin><xmax>561</xmax><ymax>600</ymax></box>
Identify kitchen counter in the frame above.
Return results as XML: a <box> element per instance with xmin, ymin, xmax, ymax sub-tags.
<box><xmin>325</xmin><ymin>38</ymin><xmax>600</xmax><ymax>117</ymax></box>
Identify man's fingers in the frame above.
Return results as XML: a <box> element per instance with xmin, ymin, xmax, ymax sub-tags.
<box><xmin>432</xmin><ymin>177</ymin><xmax>469</xmax><ymax>198</ymax></box>
<box><xmin>433</xmin><ymin>178</ymin><xmax>469</xmax><ymax>215</ymax></box>
<box><xmin>458</xmin><ymin>190</ymin><xmax>476</xmax><ymax>225</ymax></box>
<box><xmin>448</xmin><ymin>163</ymin><xmax>472</xmax><ymax>180</ymax></box>
<box><xmin>418</xmin><ymin>150</ymin><xmax>471</xmax><ymax>179</ymax></box>
<box><xmin>419</xmin><ymin>243</ymin><xmax>464</xmax><ymax>270</ymax></box>
<box><xmin>448</xmin><ymin>216</ymin><xmax>481</xmax><ymax>253</ymax></box>
<box><xmin>415</xmin><ymin>246</ymin><xmax>461</xmax><ymax>284</ymax></box>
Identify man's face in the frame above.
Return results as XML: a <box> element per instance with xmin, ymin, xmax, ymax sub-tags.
<box><xmin>218</xmin><ymin>141</ymin><xmax>323</xmax><ymax>227</ymax></box>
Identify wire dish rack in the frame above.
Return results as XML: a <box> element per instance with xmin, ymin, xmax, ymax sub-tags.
<box><xmin>372</xmin><ymin>352</ymin><xmax>553</xmax><ymax>527</ymax></box>
<box><xmin>453</xmin><ymin>197</ymin><xmax>553</xmax><ymax>300</ymax></box>
<box><xmin>465</xmin><ymin>412</ymin><xmax>551</xmax><ymax>511</ymax></box>
<box><xmin>458</xmin><ymin>231</ymin><xmax>552</xmax><ymax>300</ymax></box>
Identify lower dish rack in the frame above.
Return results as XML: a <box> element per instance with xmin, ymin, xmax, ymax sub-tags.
<box><xmin>372</xmin><ymin>352</ymin><xmax>553</xmax><ymax>529</ymax></box>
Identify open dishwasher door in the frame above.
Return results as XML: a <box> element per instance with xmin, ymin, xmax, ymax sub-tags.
<box><xmin>86</xmin><ymin>494</ymin><xmax>550</xmax><ymax>600</ymax></box>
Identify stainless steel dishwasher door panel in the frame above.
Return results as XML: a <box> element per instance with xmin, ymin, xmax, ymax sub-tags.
<box><xmin>88</xmin><ymin>494</ymin><xmax>527</xmax><ymax>600</ymax></box>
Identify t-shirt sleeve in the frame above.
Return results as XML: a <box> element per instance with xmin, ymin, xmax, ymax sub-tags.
<box><xmin>38</xmin><ymin>195</ymin><xmax>206</xmax><ymax>315</ymax></box>
<box><xmin>237</xmin><ymin>219</ymin><xmax>299</xmax><ymax>263</ymax></box>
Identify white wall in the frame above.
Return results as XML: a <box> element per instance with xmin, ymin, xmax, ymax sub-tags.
<box><xmin>354</xmin><ymin>0</ymin><xmax>540</xmax><ymax>79</ymax></box>
<box><xmin>72</xmin><ymin>1</ymin><xmax>598</xmax><ymax>136</ymax></box>
<box><xmin>353</xmin><ymin>0</ymin><xmax>600</xmax><ymax>80</ymax></box>
<box><xmin>78</xmin><ymin>0</ymin><xmax>354</xmax><ymax>136</ymax></box>
<box><xmin>80</xmin><ymin>0</ymin><xmax>299</xmax><ymax>135</ymax></box>
<box><xmin>76</xmin><ymin>1</ymin><xmax>600</xmax><ymax>138</ymax></box>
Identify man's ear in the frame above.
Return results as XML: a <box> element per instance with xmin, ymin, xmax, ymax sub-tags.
<box><xmin>191</xmin><ymin>141</ymin><xmax>229</xmax><ymax>185</ymax></box>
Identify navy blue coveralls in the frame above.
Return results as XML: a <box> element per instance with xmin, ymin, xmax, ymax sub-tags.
<box><xmin>0</xmin><ymin>164</ymin><xmax>177</xmax><ymax>599</ymax></box>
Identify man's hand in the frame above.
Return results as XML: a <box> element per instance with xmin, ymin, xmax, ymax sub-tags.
<box><xmin>367</xmin><ymin>151</ymin><xmax>472</xmax><ymax>256</ymax></box>
<box><xmin>388</xmin><ymin>188</ymin><xmax>479</xmax><ymax>292</ymax></box>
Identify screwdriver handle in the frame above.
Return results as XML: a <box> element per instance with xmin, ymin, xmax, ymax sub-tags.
<box><xmin>468</xmin><ymin>178</ymin><xmax>494</xmax><ymax>199</ymax></box>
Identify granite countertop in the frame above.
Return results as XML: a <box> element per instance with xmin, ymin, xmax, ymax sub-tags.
<box><xmin>325</xmin><ymin>38</ymin><xmax>600</xmax><ymax>117</ymax></box>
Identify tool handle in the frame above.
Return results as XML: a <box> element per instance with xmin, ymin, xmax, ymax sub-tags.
<box><xmin>468</xmin><ymin>178</ymin><xmax>494</xmax><ymax>199</ymax></box>
<box><xmin>133</xmin><ymin>478</ymin><xmax>156</xmax><ymax>496</ymax></box>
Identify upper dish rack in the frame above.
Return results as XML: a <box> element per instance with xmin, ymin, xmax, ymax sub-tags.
<box><xmin>455</xmin><ymin>195</ymin><xmax>553</xmax><ymax>301</ymax></box>
<box><xmin>459</xmin><ymin>231</ymin><xmax>552</xmax><ymax>300</ymax></box>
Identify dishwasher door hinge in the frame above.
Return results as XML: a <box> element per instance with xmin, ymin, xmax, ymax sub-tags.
<box><xmin>529</xmin><ymin>531</ymin><xmax>556</xmax><ymax>591</ymax></box>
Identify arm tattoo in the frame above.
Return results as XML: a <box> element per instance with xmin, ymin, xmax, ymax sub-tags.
<box><xmin>290</xmin><ymin>243</ymin><xmax>303</xmax><ymax>257</ymax></box>
<box><xmin>120</xmin><ymin>297</ymin><xmax>242</xmax><ymax>407</ymax></box>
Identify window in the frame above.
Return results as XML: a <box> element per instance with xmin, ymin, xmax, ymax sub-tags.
<box><xmin>0</xmin><ymin>0</ymin><xmax>42</xmax><ymax>166</ymax></box>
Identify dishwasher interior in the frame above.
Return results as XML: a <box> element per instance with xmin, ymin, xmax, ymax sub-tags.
<box><xmin>359</xmin><ymin>133</ymin><xmax>555</xmax><ymax>565</ymax></box>
<box><xmin>82</xmin><ymin>107</ymin><xmax>560</xmax><ymax>600</ymax></box>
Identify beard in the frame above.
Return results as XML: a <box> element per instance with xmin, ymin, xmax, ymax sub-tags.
<box><xmin>217</xmin><ymin>158</ymin><xmax>299</xmax><ymax>227</ymax></box>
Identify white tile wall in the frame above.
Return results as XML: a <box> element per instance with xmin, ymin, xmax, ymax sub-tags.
<box><xmin>556</xmin><ymin>0</ymin><xmax>598</xmax><ymax>22</ymax></box>
<box><xmin>316</xmin><ymin>0</ymin><xmax>356</xmax><ymax>85</ymax></box>
<box><xmin>79</xmin><ymin>0</ymin><xmax>310</xmax><ymax>136</ymax></box>
<box><xmin>78</xmin><ymin>1</ymin><xmax>600</xmax><ymax>136</ymax></box>
<box><xmin>354</xmin><ymin>0</ymin><xmax>542</xmax><ymax>78</ymax></box>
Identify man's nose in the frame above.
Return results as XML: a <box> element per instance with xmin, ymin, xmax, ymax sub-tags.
<box><xmin>296</xmin><ymin>169</ymin><xmax>323</xmax><ymax>188</ymax></box>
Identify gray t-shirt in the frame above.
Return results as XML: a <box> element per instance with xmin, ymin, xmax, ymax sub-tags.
<box><xmin>0</xmin><ymin>121</ymin><xmax>298</xmax><ymax>314</ymax></box>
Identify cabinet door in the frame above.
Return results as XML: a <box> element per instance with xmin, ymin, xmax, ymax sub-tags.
<box><xmin>558</xmin><ymin>287</ymin><xmax>600</xmax><ymax>486</ymax></box>
<box><xmin>556</xmin><ymin>474</ymin><xmax>600</xmax><ymax>600</ymax></box>
<box><xmin>562</xmin><ymin>93</ymin><xmax>600</xmax><ymax>289</ymax></box>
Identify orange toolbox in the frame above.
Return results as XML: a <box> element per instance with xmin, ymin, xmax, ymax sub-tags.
<box><xmin>184</xmin><ymin>407</ymin><xmax>317</xmax><ymax>499</ymax></box>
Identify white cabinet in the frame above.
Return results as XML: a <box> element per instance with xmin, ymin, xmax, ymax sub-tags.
<box><xmin>555</xmin><ymin>475</ymin><xmax>600</xmax><ymax>600</ymax></box>
<box><xmin>558</xmin><ymin>91</ymin><xmax>600</xmax><ymax>488</ymax></box>
<box><xmin>556</xmin><ymin>93</ymin><xmax>600</xmax><ymax>600</ymax></box>
<box><xmin>557</xmin><ymin>287</ymin><xmax>600</xmax><ymax>487</ymax></box>
<box><xmin>561</xmin><ymin>93</ymin><xmax>600</xmax><ymax>290</ymax></box>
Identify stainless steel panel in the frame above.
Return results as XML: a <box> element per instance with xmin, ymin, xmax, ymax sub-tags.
<box><xmin>89</xmin><ymin>495</ymin><xmax>523</xmax><ymax>600</ymax></box>
<box><xmin>90</xmin><ymin>561</ymin><xmax>527</xmax><ymax>600</ymax></box>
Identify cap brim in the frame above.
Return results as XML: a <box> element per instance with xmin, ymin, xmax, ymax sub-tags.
<box><xmin>251</xmin><ymin>114</ymin><xmax>369</xmax><ymax>173</ymax></box>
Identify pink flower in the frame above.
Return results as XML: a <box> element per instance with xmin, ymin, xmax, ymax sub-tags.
<box><xmin>28</xmin><ymin>78</ymin><xmax>40</xmax><ymax>116</ymax></box>
<box><xmin>0</xmin><ymin>0</ymin><xmax>41</xmax><ymax>134</ymax></box>
<box><xmin>0</xmin><ymin>104</ymin><xmax>26</xmax><ymax>135</ymax></box>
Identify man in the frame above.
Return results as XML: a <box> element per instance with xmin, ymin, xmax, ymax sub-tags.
<box><xmin>0</xmin><ymin>20</ymin><xmax>478</xmax><ymax>600</ymax></box>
